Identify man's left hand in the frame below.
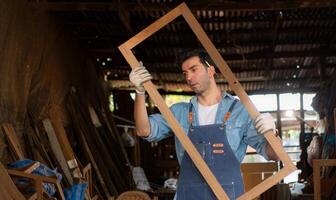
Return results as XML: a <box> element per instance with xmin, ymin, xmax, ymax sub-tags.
<box><xmin>255</xmin><ymin>113</ymin><xmax>276</xmax><ymax>135</ymax></box>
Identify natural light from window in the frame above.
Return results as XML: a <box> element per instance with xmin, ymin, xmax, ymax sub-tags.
<box><xmin>165</xmin><ymin>94</ymin><xmax>192</xmax><ymax>107</ymax></box>
<box><xmin>303</xmin><ymin>93</ymin><xmax>315</xmax><ymax>111</ymax></box>
<box><xmin>249</xmin><ymin>94</ymin><xmax>277</xmax><ymax>112</ymax></box>
<box><xmin>280</xmin><ymin>93</ymin><xmax>300</xmax><ymax>110</ymax></box>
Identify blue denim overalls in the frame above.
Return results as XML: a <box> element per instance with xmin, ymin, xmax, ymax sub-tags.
<box><xmin>176</xmin><ymin>100</ymin><xmax>244</xmax><ymax>200</ymax></box>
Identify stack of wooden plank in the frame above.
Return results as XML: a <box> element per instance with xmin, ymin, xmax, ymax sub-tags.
<box><xmin>66</xmin><ymin>86</ymin><xmax>132</xmax><ymax>199</ymax></box>
<box><xmin>1</xmin><ymin>85</ymin><xmax>132</xmax><ymax>199</ymax></box>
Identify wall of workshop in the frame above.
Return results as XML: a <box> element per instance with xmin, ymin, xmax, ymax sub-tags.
<box><xmin>0</xmin><ymin>0</ymin><xmax>91</xmax><ymax>162</ymax></box>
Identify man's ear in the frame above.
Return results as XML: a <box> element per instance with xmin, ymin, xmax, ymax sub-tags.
<box><xmin>208</xmin><ymin>65</ymin><xmax>216</xmax><ymax>76</ymax></box>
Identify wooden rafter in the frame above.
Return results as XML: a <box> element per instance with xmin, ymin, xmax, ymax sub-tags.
<box><xmin>78</xmin><ymin>26</ymin><xmax>336</xmax><ymax>38</ymax></box>
<box><xmin>34</xmin><ymin>1</ymin><xmax>336</xmax><ymax>12</ymax></box>
<box><xmin>264</xmin><ymin>10</ymin><xmax>282</xmax><ymax>87</ymax></box>
<box><xmin>93</xmin><ymin>48</ymin><xmax>336</xmax><ymax>62</ymax></box>
<box><xmin>88</xmin><ymin>40</ymin><xmax>332</xmax><ymax>50</ymax></box>
<box><xmin>109</xmin><ymin>81</ymin><xmax>319</xmax><ymax>95</ymax></box>
<box><xmin>69</xmin><ymin>18</ymin><xmax>336</xmax><ymax>31</ymax></box>
<box><xmin>101</xmin><ymin>64</ymin><xmax>336</xmax><ymax>74</ymax></box>
<box><xmin>107</xmin><ymin>78</ymin><xmax>321</xmax><ymax>90</ymax></box>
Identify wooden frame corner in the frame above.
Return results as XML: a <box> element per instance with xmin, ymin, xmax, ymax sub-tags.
<box><xmin>118</xmin><ymin>3</ymin><xmax>296</xmax><ymax>200</ymax></box>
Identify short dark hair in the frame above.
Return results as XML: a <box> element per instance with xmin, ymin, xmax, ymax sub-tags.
<box><xmin>176</xmin><ymin>49</ymin><xmax>215</xmax><ymax>68</ymax></box>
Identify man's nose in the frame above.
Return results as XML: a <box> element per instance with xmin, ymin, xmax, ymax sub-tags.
<box><xmin>186</xmin><ymin>73</ymin><xmax>192</xmax><ymax>82</ymax></box>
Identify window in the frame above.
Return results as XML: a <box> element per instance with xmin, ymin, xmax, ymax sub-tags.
<box><xmin>109</xmin><ymin>93</ymin><xmax>114</xmax><ymax>112</ymax></box>
<box><xmin>279</xmin><ymin>93</ymin><xmax>301</xmax><ymax>162</ymax></box>
<box><xmin>165</xmin><ymin>94</ymin><xmax>192</xmax><ymax>107</ymax></box>
<box><xmin>280</xmin><ymin>93</ymin><xmax>300</xmax><ymax>110</ymax></box>
<box><xmin>243</xmin><ymin>94</ymin><xmax>277</xmax><ymax>163</ymax></box>
<box><xmin>303</xmin><ymin>93</ymin><xmax>315</xmax><ymax>111</ymax></box>
<box><xmin>249</xmin><ymin>94</ymin><xmax>277</xmax><ymax>112</ymax></box>
<box><xmin>303</xmin><ymin>93</ymin><xmax>319</xmax><ymax>132</ymax></box>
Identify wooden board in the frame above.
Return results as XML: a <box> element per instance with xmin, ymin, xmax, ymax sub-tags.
<box><xmin>118</xmin><ymin>3</ymin><xmax>296</xmax><ymax>200</ymax></box>
<box><xmin>49</xmin><ymin>107</ymin><xmax>76</xmax><ymax>164</ymax></box>
<box><xmin>2</xmin><ymin>123</ymin><xmax>25</xmax><ymax>160</ymax></box>
<box><xmin>42</xmin><ymin>119</ymin><xmax>73</xmax><ymax>184</ymax></box>
<box><xmin>241</xmin><ymin>162</ymin><xmax>278</xmax><ymax>198</ymax></box>
<box><xmin>83</xmin><ymin>163</ymin><xmax>93</xmax><ymax>199</ymax></box>
<box><xmin>49</xmin><ymin>106</ymin><xmax>83</xmax><ymax>178</ymax></box>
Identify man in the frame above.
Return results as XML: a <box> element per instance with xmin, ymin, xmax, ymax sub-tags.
<box><xmin>129</xmin><ymin>50</ymin><xmax>278</xmax><ymax>200</ymax></box>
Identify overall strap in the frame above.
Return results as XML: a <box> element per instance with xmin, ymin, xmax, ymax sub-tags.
<box><xmin>188</xmin><ymin>100</ymin><xmax>193</xmax><ymax>125</ymax></box>
<box><xmin>223</xmin><ymin>99</ymin><xmax>238</xmax><ymax>123</ymax></box>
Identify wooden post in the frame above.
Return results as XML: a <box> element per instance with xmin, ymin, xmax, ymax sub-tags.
<box><xmin>119</xmin><ymin>3</ymin><xmax>296</xmax><ymax>200</ymax></box>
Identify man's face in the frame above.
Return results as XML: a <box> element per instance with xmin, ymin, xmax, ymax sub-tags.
<box><xmin>181</xmin><ymin>56</ymin><xmax>214</xmax><ymax>94</ymax></box>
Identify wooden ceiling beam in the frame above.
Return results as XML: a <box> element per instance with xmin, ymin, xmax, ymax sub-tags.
<box><xmin>91</xmin><ymin>48</ymin><xmax>336</xmax><ymax>62</ymax></box>
<box><xmin>72</xmin><ymin>22</ymin><xmax>336</xmax><ymax>32</ymax></box>
<box><xmin>265</xmin><ymin>11</ymin><xmax>282</xmax><ymax>83</ymax></box>
<box><xmin>108</xmin><ymin>76</ymin><xmax>320</xmax><ymax>84</ymax></box>
<box><xmin>107</xmin><ymin>76</ymin><xmax>321</xmax><ymax>84</ymax></box>
<box><xmin>110</xmin><ymin>86</ymin><xmax>319</xmax><ymax>96</ymax></box>
<box><xmin>107</xmin><ymin>78</ymin><xmax>320</xmax><ymax>94</ymax></box>
<box><xmin>34</xmin><ymin>1</ymin><xmax>336</xmax><ymax>12</ymax></box>
<box><xmin>87</xmin><ymin>41</ymin><xmax>330</xmax><ymax>51</ymax></box>
<box><xmin>103</xmin><ymin>67</ymin><xmax>334</xmax><ymax>88</ymax></box>
<box><xmin>75</xmin><ymin>26</ymin><xmax>336</xmax><ymax>40</ymax></box>
<box><xmin>101</xmin><ymin>64</ymin><xmax>325</xmax><ymax>75</ymax></box>
<box><xmin>65</xmin><ymin>15</ymin><xmax>336</xmax><ymax>26</ymax></box>
<box><xmin>145</xmin><ymin>87</ymin><xmax>319</xmax><ymax>96</ymax></box>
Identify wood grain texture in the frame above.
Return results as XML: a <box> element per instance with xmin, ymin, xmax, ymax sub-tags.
<box><xmin>8</xmin><ymin>169</ymin><xmax>65</xmax><ymax>200</ymax></box>
<box><xmin>0</xmin><ymin>162</ymin><xmax>25</xmax><ymax>200</ymax></box>
<box><xmin>313</xmin><ymin>159</ymin><xmax>336</xmax><ymax>200</ymax></box>
<box><xmin>119</xmin><ymin>2</ymin><xmax>296</xmax><ymax>200</ymax></box>
<box><xmin>2</xmin><ymin>123</ymin><xmax>24</xmax><ymax>160</ymax></box>
<box><xmin>42</xmin><ymin>119</ymin><xmax>73</xmax><ymax>184</ymax></box>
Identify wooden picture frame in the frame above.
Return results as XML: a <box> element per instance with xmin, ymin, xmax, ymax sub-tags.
<box><xmin>119</xmin><ymin>3</ymin><xmax>296</xmax><ymax>200</ymax></box>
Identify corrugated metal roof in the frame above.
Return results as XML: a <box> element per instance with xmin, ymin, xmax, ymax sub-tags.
<box><xmin>40</xmin><ymin>0</ymin><xmax>336</xmax><ymax>94</ymax></box>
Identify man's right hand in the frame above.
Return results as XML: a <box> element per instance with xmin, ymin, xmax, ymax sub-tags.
<box><xmin>129</xmin><ymin>62</ymin><xmax>153</xmax><ymax>95</ymax></box>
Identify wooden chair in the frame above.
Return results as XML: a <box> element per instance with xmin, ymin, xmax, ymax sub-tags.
<box><xmin>82</xmin><ymin>163</ymin><xmax>99</xmax><ymax>200</ymax></box>
<box><xmin>2</xmin><ymin>123</ymin><xmax>65</xmax><ymax>200</ymax></box>
<box><xmin>241</xmin><ymin>162</ymin><xmax>278</xmax><ymax>199</ymax></box>
<box><xmin>313</xmin><ymin>159</ymin><xmax>336</xmax><ymax>200</ymax></box>
<box><xmin>7</xmin><ymin>167</ymin><xmax>65</xmax><ymax>200</ymax></box>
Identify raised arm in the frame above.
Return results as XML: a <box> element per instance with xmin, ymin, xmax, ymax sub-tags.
<box><xmin>255</xmin><ymin>113</ymin><xmax>279</xmax><ymax>161</ymax></box>
<box><xmin>129</xmin><ymin>62</ymin><xmax>153</xmax><ymax>137</ymax></box>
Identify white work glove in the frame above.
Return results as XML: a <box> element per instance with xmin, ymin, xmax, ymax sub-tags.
<box><xmin>129</xmin><ymin>62</ymin><xmax>152</xmax><ymax>95</ymax></box>
<box><xmin>254</xmin><ymin>113</ymin><xmax>276</xmax><ymax>135</ymax></box>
